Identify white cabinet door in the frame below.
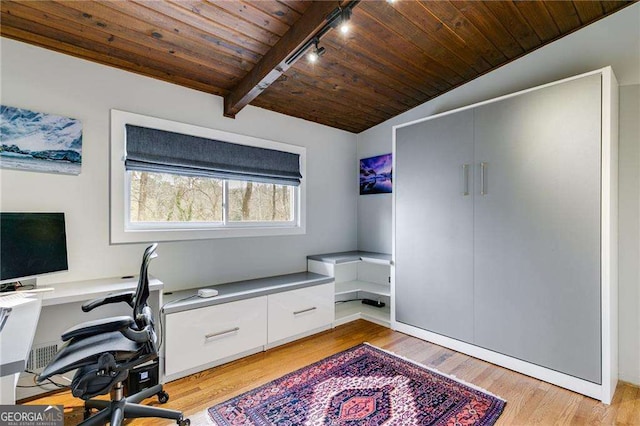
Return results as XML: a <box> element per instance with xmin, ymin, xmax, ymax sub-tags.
<box><xmin>395</xmin><ymin>110</ymin><xmax>475</xmax><ymax>343</ymax></box>
<box><xmin>473</xmin><ymin>74</ymin><xmax>602</xmax><ymax>383</ymax></box>
<box><xmin>164</xmin><ymin>297</ymin><xmax>267</xmax><ymax>377</ymax></box>
<box><xmin>268</xmin><ymin>283</ymin><xmax>334</xmax><ymax>344</ymax></box>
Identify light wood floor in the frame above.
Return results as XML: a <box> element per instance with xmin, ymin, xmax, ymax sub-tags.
<box><xmin>25</xmin><ymin>320</ymin><xmax>640</xmax><ymax>425</ymax></box>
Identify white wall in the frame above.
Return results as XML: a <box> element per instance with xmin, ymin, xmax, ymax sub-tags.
<box><xmin>0</xmin><ymin>38</ymin><xmax>358</xmax><ymax>292</ymax></box>
<box><xmin>618</xmin><ymin>85</ymin><xmax>640</xmax><ymax>384</ymax></box>
<box><xmin>357</xmin><ymin>4</ymin><xmax>640</xmax><ymax>385</ymax></box>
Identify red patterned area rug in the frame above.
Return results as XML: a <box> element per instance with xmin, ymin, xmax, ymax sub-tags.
<box><xmin>208</xmin><ymin>343</ymin><xmax>506</xmax><ymax>425</ymax></box>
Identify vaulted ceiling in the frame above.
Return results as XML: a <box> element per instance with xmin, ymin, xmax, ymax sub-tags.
<box><xmin>0</xmin><ymin>1</ymin><xmax>634</xmax><ymax>133</ymax></box>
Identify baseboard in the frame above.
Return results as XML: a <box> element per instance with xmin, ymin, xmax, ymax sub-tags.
<box><xmin>618</xmin><ymin>379</ymin><xmax>640</xmax><ymax>389</ymax></box>
<box><xmin>334</xmin><ymin>313</ymin><xmax>390</xmax><ymax>328</ymax></box>
<box><xmin>618</xmin><ymin>374</ymin><xmax>640</xmax><ymax>388</ymax></box>
<box><xmin>393</xmin><ymin>321</ymin><xmax>608</xmax><ymax>403</ymax></box>
<box><xmin>334</xmin><ymin>312</ymin><xmax>390</xmax><ymax>328</ymax></box>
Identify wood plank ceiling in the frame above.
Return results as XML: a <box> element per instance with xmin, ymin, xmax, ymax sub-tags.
<box><xmin>0</xmin><ymin>1</ymin><xmax>634</xmax><ymax>133</ymax></box>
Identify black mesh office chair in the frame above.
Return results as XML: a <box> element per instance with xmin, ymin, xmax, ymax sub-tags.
<box><xmin>38</xmin><ymin>244</ymin><xmax>190</xmax><ymax>425</ymax></box>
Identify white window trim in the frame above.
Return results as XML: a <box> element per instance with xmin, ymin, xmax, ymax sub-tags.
<box><xmin>110</xmin><ymin>109</ymin><xmax>306</xmax><ymax>244</ymax></box>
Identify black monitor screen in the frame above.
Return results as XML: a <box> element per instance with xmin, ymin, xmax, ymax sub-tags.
<box><xmin>0</xmin><ymin>213</ymin><xmax>68</xmax><ymax>282</ymax></box>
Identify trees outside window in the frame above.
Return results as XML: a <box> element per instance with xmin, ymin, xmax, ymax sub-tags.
<box><xmin>130</xmin><ymin>171</ymin><xmax>294</xmax><ymax>225</ymax></box>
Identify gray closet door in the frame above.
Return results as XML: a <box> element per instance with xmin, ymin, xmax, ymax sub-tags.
<box><xmin>395</xmin><ymin>110</ymin><xmax>474</xmax><ymax>343</ymax></box>
<box><xmin>473</xmin><ymin>74</ymin><xmax>602</xmax><ymax>383</ymax></box>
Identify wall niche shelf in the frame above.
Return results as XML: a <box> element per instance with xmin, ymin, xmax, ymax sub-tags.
<box><xmin>307</xmin><ymin>251</ymin><xmax>391</xmax><ymax>327</ymax></box>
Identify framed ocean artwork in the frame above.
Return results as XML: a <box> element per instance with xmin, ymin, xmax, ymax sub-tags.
<box><xmin>0</xmin><ymin>105</ymin><xmax>82</xmax><ymax>175</ymax></box>
<box><xmin>360</xmin><ymin>153</ymin><xmax>392</xmax><ymax>195</ymax></box>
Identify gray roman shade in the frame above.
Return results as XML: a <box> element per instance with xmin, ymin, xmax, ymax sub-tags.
<box><xmin>124</xmin><ymin>125</ymin><xmax>302</xmax><ymax>186</ymax></box>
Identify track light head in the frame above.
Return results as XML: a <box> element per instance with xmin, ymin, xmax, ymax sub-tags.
<box><xmin>308</xmin><ymin>40</ymin><xmax>326</xmax><ymax>63</ymax></box>
<box><xmin>339</xmin><ymin>7</ymin><xmax>352</xmax><ymax>34</ymax></box>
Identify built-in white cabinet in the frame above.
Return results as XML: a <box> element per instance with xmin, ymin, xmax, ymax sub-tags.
<box><xmin>393</xmin><ymin>68</ymin><xmax>618</xmax><ymax>403</ymax></box>
<box><xmin>267</xmin><ymin>284</ymin><xmax>334</xmax><ymax>345</ymax></box>
<box><xmin>162</xmin><ymin>273</ymin><xmax>334</xmax><ymax>381</ymax></box>
<box><xmin>308</xmin><ymin>252</ymin><xmax>391</xmax><ymax>327</ymax></box>
<box><xmin>164</xmin><ymin>297</ymin><xmax>267</xmax><ymax>378</ymax></box>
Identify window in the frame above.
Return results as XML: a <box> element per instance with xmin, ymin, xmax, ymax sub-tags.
<box><xmin>129</xmin><ymin>171</ymin><xmax>224</xmax><ymax>224</ymax></box>
<box><xmin>227</xmin><ymin>180</ymin><xmax>294</xmax><ymax>223</ymax></box>
<box><xmin>110</xmin><ymin>110</ymin><xmax>306</xmax><ymax>243</ymax></box>
<box><xmin>128</xmin><ymin>171</ymin><xmax>295</xmax><ymax>226</ymax></box>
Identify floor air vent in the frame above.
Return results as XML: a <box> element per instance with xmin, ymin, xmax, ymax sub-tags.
<box><xmin>26</xmin><ymin>342</ymin><xmax>59</xmax><ymax>372</ymax></box>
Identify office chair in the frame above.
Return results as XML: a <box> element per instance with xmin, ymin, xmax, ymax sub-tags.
<box><xmin>38</xmin><ymin>244</ymin><xmax>190</xmax><ymax>425</ymax></box>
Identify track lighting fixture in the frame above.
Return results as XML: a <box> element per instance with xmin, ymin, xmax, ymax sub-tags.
<box><xmin>285</xmin><ymin>1</ymin><xmax>360</xmax><ymax>66</ymax></box>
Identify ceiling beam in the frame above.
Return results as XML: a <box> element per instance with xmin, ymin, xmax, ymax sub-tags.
<box><xmin>223</xmin><ymin>1</ymin><xmax>339</xmax><ymax>118</ymax></box>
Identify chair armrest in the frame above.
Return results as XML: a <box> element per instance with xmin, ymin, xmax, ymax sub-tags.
<box><xmin>61</xmin><ymin>316</ymin><xmax>135</xmax><ymax>342</ymax></box>
<box><xmin>82</xmin><ymin>291</ymin><xmax>135</xmax><ymax>312</ymax></box>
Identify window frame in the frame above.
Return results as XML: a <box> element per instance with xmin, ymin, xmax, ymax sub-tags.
<box><xmin>110</xmin><ymin>109</ymin><xmax>306</xmax><ymax>244</ymax></box>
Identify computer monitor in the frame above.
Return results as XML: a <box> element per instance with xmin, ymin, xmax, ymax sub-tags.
<box><xmin>0</xmin><ymin>212</ymin><xmax>68</xmax><ymax>289</ymax></box>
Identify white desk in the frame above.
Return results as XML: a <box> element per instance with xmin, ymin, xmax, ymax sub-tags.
<box><xmin>0</xmin><ymin>292</ymin><xmax>42</xmax><ymax>404</ymax></box>
<box><xmin>14</xmin><ymin>276</ymin><xmax>163</xmax><ymax>401</ymax></box>
<box><xmin>38</xmin><ymin>276</ymin><xmax>163</xmax><ymax>307</ymax></box>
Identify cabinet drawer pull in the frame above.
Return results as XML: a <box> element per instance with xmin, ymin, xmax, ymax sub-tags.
<box><xmin>293</xmin><ymin>307</ymin><xmax>317</xmax><ymax>315</ymax></box>
<box><xmin>205</xmin><ymin>327</ymin><xmax>239</xmax><ymax>339</ymax></box>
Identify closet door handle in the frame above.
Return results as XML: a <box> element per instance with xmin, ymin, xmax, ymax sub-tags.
<box><xmin>462</xmin><ymin>164</ymin><xmax>470</xmax><ymax>196</ymax></box>
<box><xmin>480</xmin><ymin>162</ymin><xmax>487</xmax><ymax>195</ymax></box>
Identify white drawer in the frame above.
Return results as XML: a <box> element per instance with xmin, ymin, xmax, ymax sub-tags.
<box><xmin>268</xmin><ymin>283</ymin><xmax>334</xmax><ymax>344</ymax></box>
<box><xmin>164</xmin><ymin>297</ymin><xmax>267</xmax><ymax>377</ymax></box>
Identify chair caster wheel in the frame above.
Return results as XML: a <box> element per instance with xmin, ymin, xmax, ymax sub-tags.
<box><xmin>177</xmin><ymin>418</ymin><xmax>190</xmax><ymax>425</ymax></box>
<box><xmin>158</xmin><ymin>391</ymin><xmax>169</xmax><ymax>404</ymax></box>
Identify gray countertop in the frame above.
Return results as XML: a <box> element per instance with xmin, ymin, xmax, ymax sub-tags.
<box><xmin>162</xmin><ymin>271</ymin><xmax>332</xmax><ymax>314</ymax></box>
<box><xmin>307</xmin><ymin>251</ymin><xmax>392</xmax><ymax>265</ymax></box>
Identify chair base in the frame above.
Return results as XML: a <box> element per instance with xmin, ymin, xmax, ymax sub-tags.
<box><xmin>81</xmin><ymin>383</ymin><xmax>189</xmax><ymax>426</ymax></box>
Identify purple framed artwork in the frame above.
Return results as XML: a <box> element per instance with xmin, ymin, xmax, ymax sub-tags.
<box><xmin>360</xmin><ymin>153</ymin><xmax>392</xmax><ymax>195</ymax></box>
